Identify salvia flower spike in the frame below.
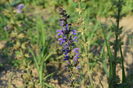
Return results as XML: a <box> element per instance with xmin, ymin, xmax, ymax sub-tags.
<box><xmin>57</xmin><ymin>8</ymin><xmax>80</xmax><ymax>68</ymax></box>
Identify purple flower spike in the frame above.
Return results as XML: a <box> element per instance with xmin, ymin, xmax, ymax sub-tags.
<box><xmin>57</xmin><ymin>8</ymin><xmax>80</xmax><ymax>68</ymax></box>
<box><xmin>16</xmin><ymin>4</ymin><xmax>24</xmax><ymax>13</ymax></box>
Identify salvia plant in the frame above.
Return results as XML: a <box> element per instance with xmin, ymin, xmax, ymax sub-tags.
<box><xmin>56</xmin><ymin>8</ymin><xmax>81</xmax><ymax>87</ymax></box>
<box><xmin>0</xmin><ymin>0</ymin><xmax>133</xmax><ymax>88</ymax></box>
<box><xmin>57</xmin><ymin>8</ymin><xmax>80</xmax><ymax>69</ymax></box>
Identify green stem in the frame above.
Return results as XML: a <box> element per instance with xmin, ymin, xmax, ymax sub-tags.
<box><xmin>120</xmin><ymin>45</ymin><xmax>126</xmax><ymax>83</ymax></box>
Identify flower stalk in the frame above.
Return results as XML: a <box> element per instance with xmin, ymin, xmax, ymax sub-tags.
<box><xmin>57</xmin><ymin>8</ymin><xmax>80</xmax><ymax>69</ymax></box>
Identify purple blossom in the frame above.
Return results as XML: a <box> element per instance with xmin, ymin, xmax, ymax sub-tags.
<box><xmin>56</xmin><ymin>30</ymin><xmax>63</xmax><ymax>36</ymax></box>
<box><xmin>71</xmin><ymin>30</ymin><xmax>77</xmax><ymax>35</ymax></box>
<box><xmin>74</xmin><ymin>54</ymin><xmax>80</xmax><ymax>59</ymax></box>
<box><xmin>58</xmin><ymin>38</ymin><xmax>66</xmax><ymax>45</ymax></box>
<box><xmin>73</xmin><ymin>48</ymin><xmax>79</xmax><ymax>53</ymax></box>
<box><xmin>16</xmin><ymin>4</ymin><xmax>24</xmax><ymax>13</ymax></box>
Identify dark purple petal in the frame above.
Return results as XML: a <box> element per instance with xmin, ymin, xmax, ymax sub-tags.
<box><xmin>71</xmin><ymin>30</ymin><xmax>77</xmax><ymax>35</ymax></box>
<box><xmin>58</xmin><ymin>38</ymin><xmax>63</xmax><ymax>41</ymax></box>
<box><xmin>64</xmin><ymin>58</ymin><xmax>69</xmax><ymax>60</ymax></box>
<box><xmin>64</xmin><ymin>55</ymin><xmax>70</xmax><ymax>60</ymax></box>
<box><xmin>65</xmin><ymin>24</ymin><xmax>69</xmax><ymax>30</ymax></box>
<box><xmin>56</xmin><ymin>30</ymin><xmax>64</xmax><ymax>36</ymax></box>
<box><xmin>56</xmin><ymin>30</ymin><xmax>62</xmax><ymax>32</ymax></box>
<box><xmin>59</xmin><ymin>41</ymin><xmax>65</xmax><ymax>45</ymax></box>
<box><xmin>71</xmin><ymin>43</ymin><xmax>75</xmax><ymax>46</ymax></box>
<box><xmin>57</xmin><ymin>33</ymin><xmax>62</xmax><ymax>36</ymax></box>
<box><xmin>58</xmin><ymin>38</ymin><xmax>66</xmax><ymax>45</ymax></box>
<box><xmin>63</xmin><ymin>49</ymin><xmax>70</xmax><ymax>55</ymax></box>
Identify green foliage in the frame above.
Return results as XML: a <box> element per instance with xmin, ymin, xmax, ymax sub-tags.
<box><xmin>29</xmin><ymin>16</ymin><xmax>53</xmax><ymax>87</ymax></box>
